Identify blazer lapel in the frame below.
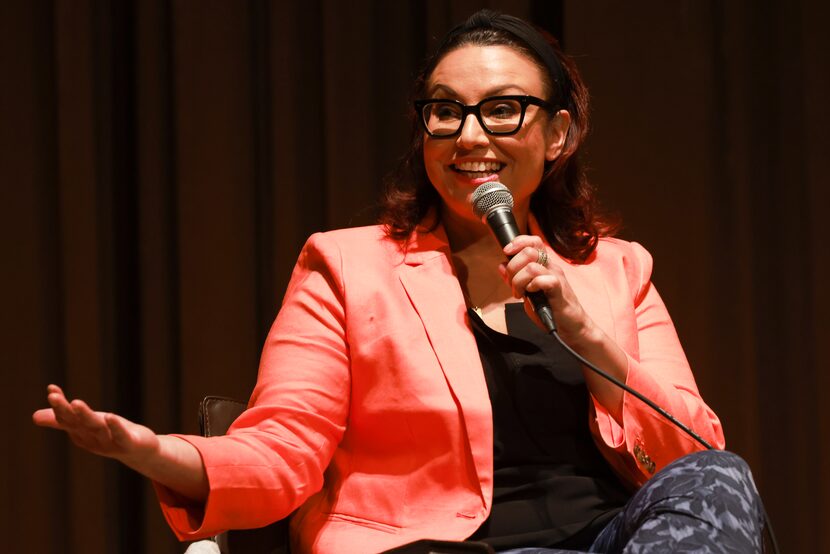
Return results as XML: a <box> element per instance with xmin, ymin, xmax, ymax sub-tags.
<box><xmin>393</xmin><ymin>217</ymin><xmax>617</xmax><ymax>506</ymax></box>
<box><xmin>397</xmin><ymin>225</ymin><xmax>494</xmax><ymax>503</ymax></box>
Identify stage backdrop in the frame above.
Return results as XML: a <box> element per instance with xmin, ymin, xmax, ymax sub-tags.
<box><xmin>3</xmin><ymin>1</ymin><xmax>828</xmax><ymax>553</ymax></box>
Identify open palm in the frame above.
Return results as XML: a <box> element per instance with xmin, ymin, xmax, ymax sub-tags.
<box><xmin>32</xmin><ymin>384</ymin><xmax>160</xmax><ymax>464</ymax></box>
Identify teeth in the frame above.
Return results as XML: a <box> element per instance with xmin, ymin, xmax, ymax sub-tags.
<box><xmin>455</xmin><ymin>161</ymin><xmax>501</xmax><ymax>172</ymax></box>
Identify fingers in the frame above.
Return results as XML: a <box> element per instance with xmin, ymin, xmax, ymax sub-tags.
<box><xmin>32</xmin><ymin>408</ymin><xmax>60</xmax><ymax>429</ymax></box>
<box><xmin>71</xmin><ymin>398</ymin><xmax>108</xmax><ymax>433</ymax></box>
<box><xmin>69</xmin><ymin>399</ymin><xmax>117</xmax><ymax>450</ymax></box>
<box><xmin>42</xmin><ymin>385</ymin><xmax>105</xmax><ymax>433</ymax></box>
<box><xmin>501</xmin><ymin>236</ymin><xmax>594</xmax><ymax>339</ymax></box>
<box><xmin>515</xmin><ymin>264</ymin><xmax>564</xmax><ymax>302</ymax></box>
<box><xmin>36</xmin><ymin>385</ymin><xmax>124</xmax><ymax>456</ymax></box>
<box><xmin>105</xmin><ymin>413</ymin><xmax>134</xmax><ymax>450</ymax></box>
<box><xmin>503</xmin><ymin>236</ymin><xmax>550</xmax><ymax>279</ymax></box>
<box><xmin>500</xmin><ymin>236</ymin><xmax>561</xmax><ymax>300</ymax></box>
<box><xmin>503</xmin><ymin>234</ymin><xmax>544</xmax><ymax>257</ymax></box>
<box><xmin>33</xmin><ymin>385</ymin><xmax>66</xmax><ymax>428</ymax></box>
<box><xmin>47</xmin><ymin>387</ymin><xmax>80</xmax><ymax>427</ymax></box>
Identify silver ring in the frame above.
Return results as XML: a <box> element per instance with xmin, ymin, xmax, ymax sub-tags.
<box><xmin>536</xmin><ymin>248</ymin><xmax>549</xmax><ymax>268</ymax></box>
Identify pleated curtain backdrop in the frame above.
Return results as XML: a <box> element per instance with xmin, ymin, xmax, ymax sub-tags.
<box><xmin>2</xmin><ymin>1</ymin><xmax>827</xmax><ymax>553</ymax></box>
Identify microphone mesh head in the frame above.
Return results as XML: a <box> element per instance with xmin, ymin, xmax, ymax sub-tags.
<box><xmin>471</xmin><ymin>182</ymin><xmax>514</xmax><ymax>220</ymax></box>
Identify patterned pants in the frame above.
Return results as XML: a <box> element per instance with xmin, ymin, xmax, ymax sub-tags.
<box><xmin>500</xmin><ymin>450</ymin><xmax>765</xmax><ymax>553</ymax></box>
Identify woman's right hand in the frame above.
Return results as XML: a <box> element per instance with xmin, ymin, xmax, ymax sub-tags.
<box><xmin>32</xmin><ymin>384</ymin><xmax>160</xmax><ymax>465</ymax></box>
<box><xmin>33</xmin><ymin>384</ymin><xmax>209</xmax><ymax>500</ymax></box>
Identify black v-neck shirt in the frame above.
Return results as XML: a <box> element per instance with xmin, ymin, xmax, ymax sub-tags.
<box><xmin>467</xmin><ymin>304</ymin><xmax>630</xmax><ymax>550</ymax></box>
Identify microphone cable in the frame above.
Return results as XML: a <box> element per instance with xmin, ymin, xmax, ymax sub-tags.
<box><xmin>471</xmin><ymin>181</ymin><xmax>780</xmax><ymax>554</ymax></box>
<box><xmin>547</xmin><ymin>326</ymin><xmax>780</xmax><ymax>554</ymax></box>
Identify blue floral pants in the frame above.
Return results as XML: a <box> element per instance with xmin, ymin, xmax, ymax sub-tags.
<box><xmin>500</xmin><ymin>450</ymin><xmax>765</xmax><ymax>553</ymax></box>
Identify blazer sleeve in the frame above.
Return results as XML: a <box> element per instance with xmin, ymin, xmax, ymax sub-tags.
<box><xmin>154</xmin><ymin>232</ymin><xmax>351</xmax><ymax>540</ymax></box>
<box><xmin>589</xmin><ymin>240</ymin><xmax>725</xmax><ymax>488</ymax></box>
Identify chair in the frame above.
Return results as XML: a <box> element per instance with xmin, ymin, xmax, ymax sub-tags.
<box><xmin>197</xmin><ymin>396</ymin><xmax>292</xmax><ymax>554</ymax></box>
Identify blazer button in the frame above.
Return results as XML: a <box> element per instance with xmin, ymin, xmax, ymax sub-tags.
<box><xmin>634</xmin><ymin>443</ymin><xmax>656</xmax><ymax>474</ymax></box>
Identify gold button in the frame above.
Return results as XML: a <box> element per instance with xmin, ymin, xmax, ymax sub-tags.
<box><xmin>634</xmin><ymin>444</ymin><xmax>656</xmax><ymax>474</ymax></box>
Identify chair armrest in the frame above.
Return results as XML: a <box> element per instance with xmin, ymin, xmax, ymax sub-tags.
<box><xmin>197</xmin><ymin>396</ymin><xmax>291</xmax><ymax>554</ymax></box>
<box><xmin>198</xmin><ymin>396</ymin><xmax>247</xmax><ymax>437</ymax></box>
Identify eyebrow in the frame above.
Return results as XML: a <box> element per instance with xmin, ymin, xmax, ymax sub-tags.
<box><xmin>426</xmin><ymin>83</ymin><xmax>530</xmax><ymax>98</ymax></box>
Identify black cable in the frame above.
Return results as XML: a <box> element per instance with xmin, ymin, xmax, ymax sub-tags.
<box><xmin>471</xmin><ymin>182</ymin><xmax>779</xmax><ymax>552</ymax></box>
<box><xmin>548</xmin><ymin>328</ymin><xmax>780</xmax><ymax>554</ymax></box>
<box><xmin>548</xmin><ymin>329</ymin><xmax>713</xmax><ymax>449</ymax></box>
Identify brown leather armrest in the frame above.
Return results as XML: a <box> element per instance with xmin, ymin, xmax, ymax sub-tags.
<box><xmin>198</xmin><ymin>396</ymin><xmax>247</xmax><ymax>437</ymax></box>
<box><xmin>197</xmin><ymin>396</ymin><xmax>291</xmax><ymax>554</ymax></box>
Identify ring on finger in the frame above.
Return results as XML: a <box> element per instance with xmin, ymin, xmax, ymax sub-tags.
<box><xmin>536</xmin><ymin>248</ymin><xmax>549</xmax><ymax>268</ymax></box>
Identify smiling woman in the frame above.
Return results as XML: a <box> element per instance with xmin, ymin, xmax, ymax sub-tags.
<box><xmin>419</xmin><ymin>45</ymin><xmax>568</xmax><ymax>238</ymax></box>
<box><xmin>33</xmin><ymin>9</ymin><xmax>766</xmax><ymax>554</ymax></box>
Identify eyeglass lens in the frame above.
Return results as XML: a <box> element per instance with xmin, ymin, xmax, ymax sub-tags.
<box><xmin>422</xmin><ymin>98</ymin><xmax>524</xmax><ymax>136</ymax></box>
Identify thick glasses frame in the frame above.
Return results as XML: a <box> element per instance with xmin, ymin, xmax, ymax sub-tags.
<box><xmin>414</xmin><ymin>95</ymin><xmax>556</xmax><ymax>138</ymax></box>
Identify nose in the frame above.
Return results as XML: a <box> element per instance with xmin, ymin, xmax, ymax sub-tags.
<box><xmin>456</xmin><ymin>113</ymin><xmax>489</xmax><ymax>149</ymax></box>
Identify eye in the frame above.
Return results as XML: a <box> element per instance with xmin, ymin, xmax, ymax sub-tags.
<box><xmin>484</xmin><ymin>100</ymin><xmax>521</xmax><ymax>120</ymax></box>
<box><xmin>431</xmin><ymin>102</ymin><xmax>462</xmax><ymax>121</ymax></box>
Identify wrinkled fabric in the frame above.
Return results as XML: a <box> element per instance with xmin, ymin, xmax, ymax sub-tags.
<box><xmin>155</xmin><ymin>221</ymin><xmax>724</xmax><ymax>552</ymax></box>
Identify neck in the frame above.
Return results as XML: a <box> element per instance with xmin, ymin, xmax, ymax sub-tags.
<box><xmin>441</xmin><ymin>203</ymin><xmax>531</xmax><ymax>255</ymax></box>
<box><xmin>442</xmin><ymin>204</ymin><xmax>531</xmax><ymax>313</ymax></box>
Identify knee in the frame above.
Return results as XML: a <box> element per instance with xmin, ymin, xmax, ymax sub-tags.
<box><xmin>623</xmin><ymin>451</ymin><xmax>765</xmax><ymax>552</ymax></box>
<box><xmin>676</xmin><ymin>449</ymin><xmax>750</xmax><ymax>472</ymax></box>
<box><xmin>672</xmin><ymin>449</ymin><xmax>755</xmax><ymax>488</ymax></box>
<box><xmin>656</xmin><ymin>449</ymin><xmax>762</xmax><ymax>514</ymax></box>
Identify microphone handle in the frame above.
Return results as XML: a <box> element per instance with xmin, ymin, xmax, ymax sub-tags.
<box><xmin>485</xmin><ymin>209</ymin><xmax>557</xmax><ymax>333</ymax></box>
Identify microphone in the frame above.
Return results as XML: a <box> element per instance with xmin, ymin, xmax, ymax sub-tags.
<box><xmin>466</xmin><ymin>188</ymin><xmax>735</xmax><ymax>517</ymax></box>
<box><xmin>470</xmin><ymin>184</ymin><xmax>721</xmax><ymax>458</ymax></box>
<box><xmin>471</xmin><ymin>182</ymin><xmax>557</xmax><ymax>333</ymax></box>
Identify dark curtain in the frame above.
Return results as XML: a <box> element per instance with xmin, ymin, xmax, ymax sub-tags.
<box><xmin>3</xmin><ymin>1</ymin><xmax>826</xmax><ymax>553</ymax></box>
<box><xmin>565</xmin><ymin>3</ymin><xmax>830</xmax><ymax>551</ymax></box>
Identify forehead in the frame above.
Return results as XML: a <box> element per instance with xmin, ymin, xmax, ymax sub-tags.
<box><xmin>426</xmin><ymin>44</ymin><xmax>547</xmax><ymax>99</ymax></box>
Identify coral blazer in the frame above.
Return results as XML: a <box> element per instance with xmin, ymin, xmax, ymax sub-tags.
<box><xmin>155</xmin><ymin>218</ymin><xmax>724</xmax><ymax>553</ymax></box>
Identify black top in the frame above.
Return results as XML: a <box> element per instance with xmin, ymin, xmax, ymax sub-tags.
<box><xmin>468</xmin><ymin>303</ymin><xmax>630</xmax><ymax>550</ymax></box>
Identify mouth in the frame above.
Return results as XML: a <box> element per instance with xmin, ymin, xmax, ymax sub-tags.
<box><xmin>450</xmin><ymin>160</ymin><xmax>505</xmax><ymax>179</ymax></box>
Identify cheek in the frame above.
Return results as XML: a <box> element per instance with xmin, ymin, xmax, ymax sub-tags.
<box><xmin>421</xmin><ymin>151</ymin><xmax>442</xmax><ymax>195</ymax></box>
<box><xmin>520</xmin><ymin>135</ymin><xmax>551</xmax><ymax>169</ymax></box>
<box><xmin>422</xmin><ymin>142</ymin><xmax>451</xmax><ymax>178</ymax></box>
<box><xmin>422</xmin><ymin>138</ymin><xmax>447</xmax><ymax>162</ymax></box>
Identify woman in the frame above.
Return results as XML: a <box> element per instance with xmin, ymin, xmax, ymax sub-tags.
<box><xmin>34</xmin><ymin>10</ymin><xmax>764</xmax><ymax>553</ymax></box>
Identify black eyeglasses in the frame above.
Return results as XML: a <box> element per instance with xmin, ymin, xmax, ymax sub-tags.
<box><xmin>414</xmin><ymin>95</ymin><xmax>556</xmax><ymax>138</ymax></box>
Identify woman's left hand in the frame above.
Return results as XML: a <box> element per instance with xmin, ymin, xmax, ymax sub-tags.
<box><xmin>500</xmin><ymin>235</ymin><xmax>599</xmax><ymax>347</ymax></box>
<box><xmin>501</xmin><ymin>234</ymin><xmax>629</xmax><ymax>422</ymax></box>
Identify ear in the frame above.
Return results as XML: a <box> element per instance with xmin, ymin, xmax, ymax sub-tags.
<box><xmin>545</xmin><ymin>110</ymin><xmax>571</xmax><ymax>161</ymax></box>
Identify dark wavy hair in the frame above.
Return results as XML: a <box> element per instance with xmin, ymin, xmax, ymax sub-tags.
<box><xmin>378</xmin><ymin>10</ymin><xmax>617</xmax><ymax>262</ymax></box>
